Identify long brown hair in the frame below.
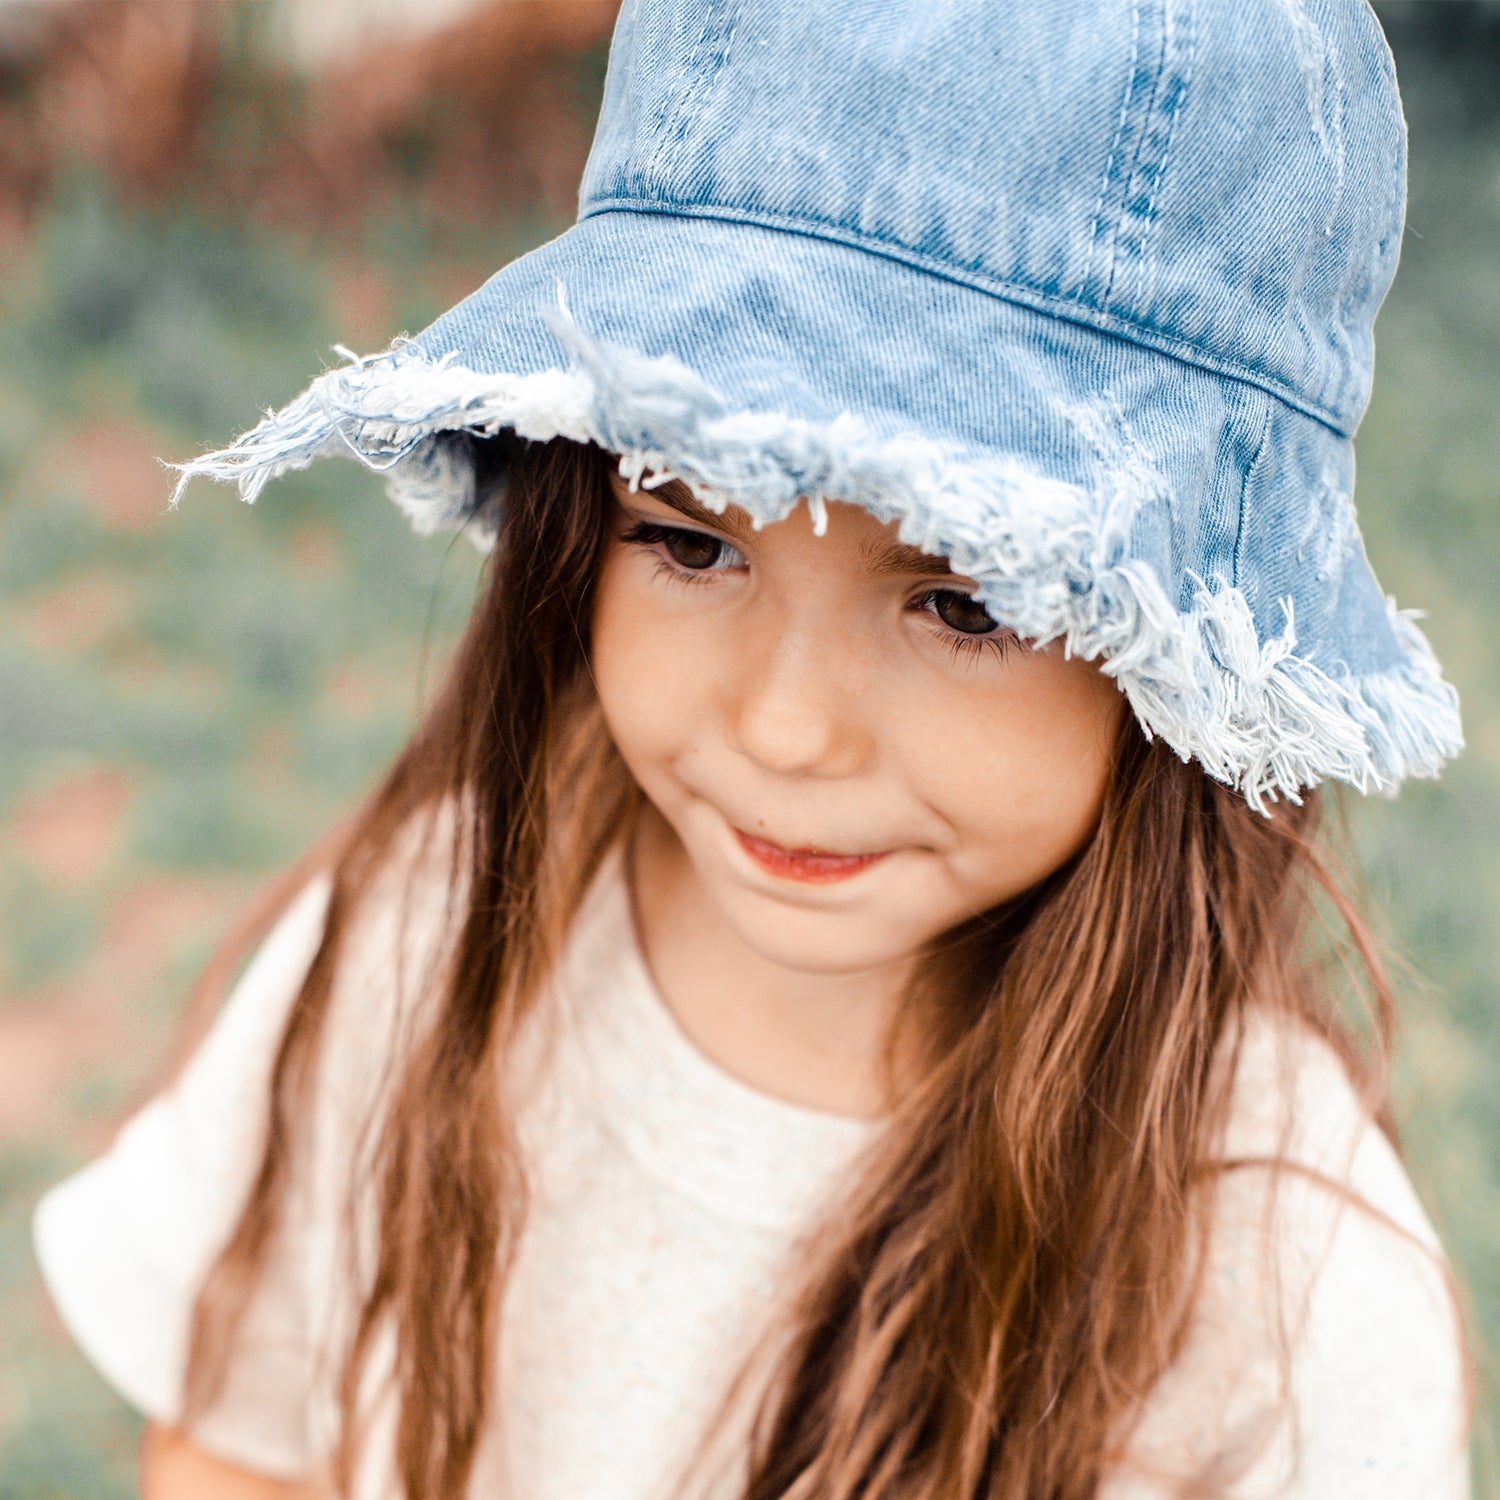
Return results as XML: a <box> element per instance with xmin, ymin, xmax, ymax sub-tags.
<box><xmin>179</xmin><ymin>433</ymin><xmax>1466</xmax><ymax>1498</ymax></box>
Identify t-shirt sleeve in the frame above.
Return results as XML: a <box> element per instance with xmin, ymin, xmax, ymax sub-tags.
<box><xmin>1105</xmin><ymin>1016</ymin><xmax>1472</xmax><ymax>1500</ymax></box>
<box><xmin>32</xmin><ymin>871</ymin><xmax>335</xmax><ymax>1481</ymax></box>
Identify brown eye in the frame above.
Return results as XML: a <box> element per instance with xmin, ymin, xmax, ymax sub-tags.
<box><xmin>930</xmin><ymin>588</ymin><xmax>999</xmax><ymax>635</ymax></box>
<box><xmin>620</xmin><ymin>519</ymin><xmax>747</xmax><ymax>575</ymax></box>
<box><xmin>662</xmin><ymin>529</ymin><xmax>726</xmax><ymax>570</ymax></box>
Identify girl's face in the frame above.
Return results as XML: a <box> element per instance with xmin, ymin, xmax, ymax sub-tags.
<box><xmin>590</xmin><ymin>471</ymin><xmax>1126</xmax><ymax>979</ymax></box>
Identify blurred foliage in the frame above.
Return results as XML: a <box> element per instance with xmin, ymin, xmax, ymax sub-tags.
<box><xmin>0</xmin><ymin>0</ymin><xmax>619</xmax><ymax>234</ymax></box>
<box><xmin>0</xmin><ymin>6</ymin><xmax>1497</xmax><ymax>1498</ymax></box>
<box><xmin>0</xmin><ymin>1145</ymin><xmax>137</xmax><ymax>1500</ymax></box>
<box><xmin>1336</xmin><ymin>7</ymin><xmax>1500</xmax><ymax>1485</ymax></box>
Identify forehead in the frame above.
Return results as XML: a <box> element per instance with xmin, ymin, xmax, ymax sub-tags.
<box><xmin>609</xmin><ymin>470</ymin><xmax>957</xmax><ymax>579</ymax></box>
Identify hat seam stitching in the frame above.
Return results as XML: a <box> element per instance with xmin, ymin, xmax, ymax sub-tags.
<box><xmin>576</xmin><ymin>198</ymin><xmax>1352</xmax><ymax>437</ymax></box>
<box><xmin>1128</xmin><ymin>0</ymin><xmax>1196</xmax><ymax>317</ymax></box>
<box><xmin>1101</xmin><ymin>0</ymin><xmax>1173</xmax><ymax>310</ymax></box>
<box><xmin>1233</xmin><ymin>393</ymin><xmax>1277</xmax><ymax>596</ymax></box>
<box><xmin>1082</xmin><ymin>0</ymin><xmax>1143</xmax><ymax>302</ymax></box>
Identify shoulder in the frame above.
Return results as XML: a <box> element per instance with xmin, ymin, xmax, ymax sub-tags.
<box><xmin>1213</xmin><ymin>1007</ymin><xmax>1445</xmax><ymax>1264</ymax></box>
<box><xmin>180</xmin><ymin>793</ymin><xmax>469</xmax><ymax>1123</ymax></box>
<box><xmin>1108</xmin><ymin>1010</ymin><xmax>1472</xmax><ymax>1499</ymax></box>
<box><xmin>321</xmin><ymin>796</ymin><xmax>469</xmax><ymax>1033</ymax></box>
<box><xmin>38</xmin><ymin>792</ymin><xmax>470</xmax><ymax>1260</ymax></box>
<box><xmin>287</xmin><ymin>795</ymin><xmax>472</xmax><ymax>1152</ymax></box>
<box><xmin>28</xmin><ymin>795</ymin><xmax>472</xmax><ymax>1470</ymax></box>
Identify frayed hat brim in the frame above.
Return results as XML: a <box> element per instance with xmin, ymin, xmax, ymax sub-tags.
<box><xmin>169</xmin><ymin>210</ymin><xmax>1463</xmax><ymax>811</ymax></box>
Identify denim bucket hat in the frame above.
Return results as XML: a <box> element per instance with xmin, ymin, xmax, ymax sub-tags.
<box><xmin>174</xmin><ymin>0</ymin><xmax>1463</xmax><ymax>810</ymax></box>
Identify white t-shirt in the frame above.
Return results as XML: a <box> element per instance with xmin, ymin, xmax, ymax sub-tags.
<box><xmin>33</xmin><ymin>815</ymin><xmax>1471</xmax><ymax>1499</ymax></box>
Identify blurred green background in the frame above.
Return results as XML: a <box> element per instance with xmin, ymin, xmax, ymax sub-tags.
<box><xmin>0</xmin><ymin>2</ymin><xmax>1495</xmax><ymax>1495</ymax></box>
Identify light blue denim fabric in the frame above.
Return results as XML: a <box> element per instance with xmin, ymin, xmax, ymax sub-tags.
<box><xmin>174</xmin><ymin>0</ymin><xmax>1463</xmax><ymax>808</ymax></box>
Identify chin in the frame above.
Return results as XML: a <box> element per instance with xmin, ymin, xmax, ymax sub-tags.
<box><xmin>723</xmin><ymin>891</ymin><xmax>934</xmax><ymax>978</ymax></box>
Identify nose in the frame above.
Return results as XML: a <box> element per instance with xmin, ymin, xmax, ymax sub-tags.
<box><xmin>723</xmin><ymin>624</ymin><xmax>874</xmax><ymax>780</ymax></box>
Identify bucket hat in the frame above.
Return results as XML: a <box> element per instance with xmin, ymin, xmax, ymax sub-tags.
<box><xmin>173</xmin><ymin>0</ymin><xmax>1463</xmax><ymax>811</ymax></box>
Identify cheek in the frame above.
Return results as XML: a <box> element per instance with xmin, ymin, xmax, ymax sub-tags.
<box><xmin>908</xmin><ymin>651</ymin><xmax>1124</xmax><ymax>887</ymax></box>
<box><xmin>590</xmin><ymin>556</ymin><xmax>660</xmax><ymax>762</ymax></box>
<box><xmin>589</xmin><ymin>552</ymin><xmax>711</xmax><ymax>775</ymax></box>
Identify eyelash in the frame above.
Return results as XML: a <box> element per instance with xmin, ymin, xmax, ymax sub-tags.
<box><xmin>910</xmin><ymin>589</ymin><xmax>1018</xmax><ymax>662</ymax></box>
<box><xmin>620</xmin><ymin>520</ymin><xmax>1017</xmax><ymax>661</ymax></box>
<box><xmin>620</xmin><ymin>521</ymin><xmax>746</xmax><ymax>585</ymax></box>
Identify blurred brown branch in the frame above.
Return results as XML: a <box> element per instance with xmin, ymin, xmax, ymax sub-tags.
<box><xmin>0</xmin><ymin>0</ymin><xmax>620</xmax><ymax>236</ymax></box>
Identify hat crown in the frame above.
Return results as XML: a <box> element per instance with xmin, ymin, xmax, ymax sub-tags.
<box><xmin>580</xmin><ymin>0</ymin><xmax>1405</xmax><ymax>436</ymax></box>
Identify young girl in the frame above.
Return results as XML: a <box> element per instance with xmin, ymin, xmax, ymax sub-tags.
<box><xmin>33</xmin><ymin>1</ymin><xmax>1474</xmax><ymax>1497</ymax></box>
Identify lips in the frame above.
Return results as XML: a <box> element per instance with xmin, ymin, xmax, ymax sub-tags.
<box><xmin>732</xmin><ymin>827</ymin><xmax>890</xmax><ymax>884</ymax></box>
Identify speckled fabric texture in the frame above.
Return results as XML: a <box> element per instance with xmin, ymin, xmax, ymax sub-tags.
<box><xmin>33</xmin><ymin>835</ymin><xmax>1469</xmax><ymax>1497</ymax></box>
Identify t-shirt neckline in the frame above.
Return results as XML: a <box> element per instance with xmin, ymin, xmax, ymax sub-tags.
<box><xmin>550</xmin><ymin>844</ymin><xmax>882</xmax><ymax>1230</ymax></box>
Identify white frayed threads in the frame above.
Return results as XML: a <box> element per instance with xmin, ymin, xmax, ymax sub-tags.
<box><xmin>167</xmin><ymin>348</ymin><xmax>596</xmax><ymax>512</ymax></box>
<box><xmin>169</xmin><ymin>299</ymin><xmax>1462</xmax><ymax>809</ymax></box>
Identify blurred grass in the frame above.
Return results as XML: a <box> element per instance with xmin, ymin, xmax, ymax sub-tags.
<box><xmin>1343</xmin><ymin>31</ymin><xmax>1500</xmax><ymax>1486</ymax></box>
<box><xmin>0</xmin><ymin>162</ymin><xmax>514</xmax><ymax>1495</ymax></box>
<box><xmin>0</xmin><ymin>15</ymin><xmax>1497</xmax><ymax>1500</ymax></box>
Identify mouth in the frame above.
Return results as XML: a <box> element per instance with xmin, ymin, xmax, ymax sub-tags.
<box><xmin>731</xmin><ymin>827</ymin><xmax>891</xmax><ymax>885</ymax></box>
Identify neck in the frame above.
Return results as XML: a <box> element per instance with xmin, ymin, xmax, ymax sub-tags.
<box><xmin>627</xmin><ymin>805</ymin><xmax>916</xmax><ymax>1119</ymax></box>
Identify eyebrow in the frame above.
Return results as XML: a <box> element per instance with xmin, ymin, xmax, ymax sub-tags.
<box><xmin>619</xmin><ymin>476</ymin><xmax>756</xmax><ymax>543</ymax></box>
<box><xmin>619</xmin><ymin>477</ymin><xmax>956</xmax><ymax>578</ymax></box>
<box><xmin>859</xmin><ymin>537</ymin><xmax>955</xmax><ymax>579</ymax></box>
